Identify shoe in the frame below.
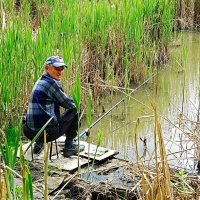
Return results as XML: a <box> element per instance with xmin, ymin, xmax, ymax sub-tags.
<box><xmin>63</xmin><ymin>143</ymin><xmax>85</xmax><ymax>157</ymax></box>
<box><xmin>33</xmin><ymin>142</ymin><xmax>44</xmax><ymax>154</ymax></box>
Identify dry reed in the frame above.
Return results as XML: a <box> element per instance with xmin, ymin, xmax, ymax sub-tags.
<box><xmin>136</xmin><ymin>106</ymin><xmax>172</xmax><ymax>200</ymax></box>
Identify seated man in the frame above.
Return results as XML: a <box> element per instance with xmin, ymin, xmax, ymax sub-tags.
<box><xmin>23</xmin><ymin>56</ymin><xmax>84</xmax><ymax>157</ymax></box>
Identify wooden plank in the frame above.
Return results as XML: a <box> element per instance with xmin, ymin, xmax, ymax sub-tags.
<box><xmin>42</xmin><ymin>156</ymin><xmax>89</xmax><ymax>171</ymax></box>
<box><xmin>49</xmin><ymin>136</ymin><xmax>119</xmax><ymax>161</ymax></box>
<box><xmin>17</xmin><ymin>142</ymin><xmax>90</xmax><ymax>171</ymax></box>
<box><xmin>17</xmin><ymin>139</ymin><xmax>118</xmax><ymax>171</ymax></box>
<box><xmin>79</xmin><ymin>141</ymin><xmax>119</xmax><ymax>161</ymax></box>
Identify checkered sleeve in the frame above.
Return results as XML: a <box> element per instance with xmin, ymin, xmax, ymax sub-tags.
<box><xmin>50</xmin><ymin>82</ymin><xmax>76</xmax><ymax>109</ymax></box>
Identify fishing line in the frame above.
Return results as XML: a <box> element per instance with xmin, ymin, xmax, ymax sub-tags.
<box><xmin>75</xmin><ymin>64</ymin><xmax>171</xmax><ymax>141</ymax></box>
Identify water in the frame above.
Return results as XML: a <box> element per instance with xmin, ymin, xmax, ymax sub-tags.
<box><xmin>82</xmin><ymin>32</ymin><xmax>200</xmax><ymax>172</ymax></box>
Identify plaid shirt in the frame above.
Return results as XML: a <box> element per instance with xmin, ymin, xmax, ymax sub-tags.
<box><xmin>26</xmin><ymin>72</ymin><xmax>76</xmax><ymax>131</ymax></box>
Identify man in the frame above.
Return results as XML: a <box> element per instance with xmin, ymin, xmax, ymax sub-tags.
<box><xmin>23</xmin><ymin>55</ymin><xmax>84</xmax><ymax>157</ymax></box>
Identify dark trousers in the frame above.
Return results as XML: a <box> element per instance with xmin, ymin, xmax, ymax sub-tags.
<box><xmin>23</xmin><ymin>108</ymin><xmax>78</xmax><ymax>143</ymax></box>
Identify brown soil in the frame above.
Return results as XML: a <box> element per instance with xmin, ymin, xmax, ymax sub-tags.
<box><xmin>13</xmin><ymin>157</ymin><xmax>200</xmax><ymax>200</ymax></box>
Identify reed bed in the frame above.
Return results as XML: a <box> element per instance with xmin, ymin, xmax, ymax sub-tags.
<box><xmin>134</xmin><ymin>104</ymin><xmax>200</xmax><ymax>200</ymax></box>
<box><xmin>135</xmin><ymin>106</ymin><xmax>172</xmax><ymax>199</ymax></box>
<box><xmin>0</xmin><ymin>0</ymin><xmax>175</xmax><ymax>127</ymax></box>
<box><xmin>175</xmin><ymin>0</ymin><xmax>200</xmax><ymax>30</ymax></box>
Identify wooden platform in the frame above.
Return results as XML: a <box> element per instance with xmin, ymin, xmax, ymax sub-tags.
<box><xmin>17</xmin><ymin>138</ymin><xmax>118</xmax><ymax>171</ymax></box>
<box><xmin>79</xmin><ymin>141</ymin><xmax>118</xmax><ymax>161</ymax></box>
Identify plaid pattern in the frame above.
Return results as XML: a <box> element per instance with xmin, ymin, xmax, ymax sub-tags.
<box><xmin>26</xmin><ymin>72</ymin><xmax>76</xmax><ymax>131</ymax></box>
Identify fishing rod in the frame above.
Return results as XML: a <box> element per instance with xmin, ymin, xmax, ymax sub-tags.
<box><xmin>74</xmin><ymin>65</ymin><xmax>169</xmax><ymax>141</ymax></box>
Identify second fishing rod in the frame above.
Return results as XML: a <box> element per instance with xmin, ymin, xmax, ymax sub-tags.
<box><xmin>74</xmin><ymin>65</ymin><xmax>169</xmax><ymax>141</ymax></box>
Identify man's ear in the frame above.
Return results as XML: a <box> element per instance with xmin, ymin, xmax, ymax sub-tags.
<box><xmin>44</xmin><ymin>66</ymin><xmax>49</xmax><ymax>71</ymax></box>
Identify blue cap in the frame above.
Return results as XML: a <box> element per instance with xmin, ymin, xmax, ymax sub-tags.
<box><xmin>44</xmin><ymin>56</ymin><xmax>67</xmax><ymax>67</ymax></box>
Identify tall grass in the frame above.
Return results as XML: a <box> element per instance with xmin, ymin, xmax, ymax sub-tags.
<box><xmin>0</xmin><ymin>117</ymin><xmax>54</xmax><ymax>199</ymax></box>
<box><xmin>0</xmin><ymin>0</ymin><xmax>176</xmax><ymax>128</ymax></box>
<box><xmin>70</xmin><ymin>72</ymin><xmax>82</xmax><ymax>174</ymax></box>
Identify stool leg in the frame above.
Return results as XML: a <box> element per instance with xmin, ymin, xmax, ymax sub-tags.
<box><xmin>49</xmin><ymin>142</ymin><xmax>53</xmax><ymax>160</ymax></box>
<box><xmin>31</xmin><ymin>143</ymin><xmax>34</xmax><ymax>161</ymax></box>
<box><xmin>55</xmin><ymin>140</ymin><xmax>59</xmax><ymax>158</ymax></box>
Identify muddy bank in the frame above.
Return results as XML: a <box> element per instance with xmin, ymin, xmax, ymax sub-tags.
<box><xmin>14</xmin><ymin>158</ymin><xmax>138</xmax><ymax>199</ymax></box>
<box><xmin>14</xmin><ymin>157</ymin><xmax>200</xmax><ymax>200</ymax></box>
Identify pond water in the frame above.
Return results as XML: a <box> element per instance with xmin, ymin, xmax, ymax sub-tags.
<box><xmin>82</xmin><ymin>32</ymin><xmax>200</xmax><ymax>172</ymax></box>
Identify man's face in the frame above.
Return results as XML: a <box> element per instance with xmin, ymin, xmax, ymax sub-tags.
<box><xmin>45</xmin><ymin>65</ymin><xmax>64</xmax><ymax>80</ymax></box>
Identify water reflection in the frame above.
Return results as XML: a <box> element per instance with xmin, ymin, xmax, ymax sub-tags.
<box><xmin>85</xmin><ymin>32</ymin><xmax>200</xmax><ymax>172</ymax></box>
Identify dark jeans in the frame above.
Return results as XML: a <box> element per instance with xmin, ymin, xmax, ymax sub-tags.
<box><xmin>23</xmin><ymin>108</ymin><xmax>78</xmax><ymax>143</ymax></box>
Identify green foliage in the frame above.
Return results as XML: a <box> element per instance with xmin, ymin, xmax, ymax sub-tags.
<box><xmin>26</xmin><ymin>172</ymin><xmax>33</xmax><ymax>200</ymax></box>
<box><xmin>0</xmin><ymin>0</ymin><xmax>175</xmax><ymax>128</ymax></box>
<box><xmin>0</xmin><ymin>125</ymin><xmax>20</xmax><ymax>198</ymax></box>
<box><xmin>15</xmin><ymin>186</ymin><xmax>23</xmax><ymax>200</ymax></box>
<box><xmin>96</xmin><ymin>131</ymin><xmax>103</xmax><ymax>148</ymax></box>
<box><xmin>177</xmin><ymin>169</ymin><xmax>186</xmax><ymax>177</ymax></box>
<box><xmin>173</xmin><ymin>169</ymin><xmax>194</xmax><ymax>195</ymax></box>
<box><xmin>20</xmin><ymin>143</ymin><xmax>34</xmax><ymax>200</ymax></box>
<box><xmin>89</xmin><ymin>131</ymin><xmax>103</xmax><ymax>179</ymax></box>
<box><xmin>70</xmin><ymin>73</ymin><xmax>81</xmax><ymax>113</ymax></box>
<box><xmin>87</xmin><ymin>88</ymin><xmax>92</xmax><ymax>127</ymax></box>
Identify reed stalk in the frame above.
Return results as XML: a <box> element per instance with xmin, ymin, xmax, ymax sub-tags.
<box><xmin>0</xmin><ymin>168</ymin><xmax>3</xmax><ymax>199</ymax></box>
<box><xmin>43</xmin><ymin>131</ymin><xmax>50</xmax><ymax>200</ymax></box>
<box><xmin>4</xmin><ymin>164</ymin><xmax>43</xmax><ymax>194</ymax></box>
<box><xmin>24</xmin><ymin>116</ymin><xmax>53</xmax><ymax>154</ymax></box>
<box><xmin>19</xmin><ymin>142</ymin><xmax>34</xmax><ymax>200</ymax></box>
<box><xmin>3</xmin><ymin>166</ymin><xmax>11</xmax><ymax>200</ymax></box>
<box><xmin>140</xmin><ymin>105</ymin><xmax>172</xmax><ymax>199</ymax></box>
<box><xmin>0</xmin><ymin>125</ymin><xmax>20</xmax><ymax>199</ymax></box>
<box><xmin>70</xmin><ymin>72</ymin><xmax>81</xmax><ymax>174</ymax></box>
<box><xmin>134</xmin><ymin>118</ymin><xmax>141</xmax><ymax>166</ymax></box>
<box><xmin>88</xmin><ymin>131</ymin><xmax>103</xmax><ymax>180</ymax></box>
<box><xmin>197</xmin><ymin>86</ymin><xmax>200</xmax><ymax>122</ymax></box>
<box><xmin>86</xmin><ymin>88</ymin><xmax>92</xmax><ymax>173</ymax></box>
<box><xmin>0</xmin><ymin>168</ymin><xmax>6</xmax><ymax>199</ymax></box>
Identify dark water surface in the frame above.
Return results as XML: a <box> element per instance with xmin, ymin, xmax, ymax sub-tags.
<box><xmin>82</xmin><ymin>32</ymin><xmax>200</xmax><ymax>173</ymax></box>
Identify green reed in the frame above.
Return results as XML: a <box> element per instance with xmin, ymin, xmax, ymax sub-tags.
<box><xmin>86</xmin><ymin>88</ymin><xmax>92</xmax><ymax>172</ymax></box>
<box><xmin>19</xmin><ymin>143</ymin><xmax>34</xmax><ymax>200</ymax></box>
<box><xmin>0</xmin><ymin>0</ymin><xmax>176</xmax><ymax>127</ymax></box>
<box><xmin>87</xmin><ymin>88</ymin><xmax>92</xmax><ymax>128</ymax></box>
<box><xmin>70</xmin><ymin>72</ymin><xmax>82</xmax><ymax>173</ymax></box>
<box><xmin>0</xmin><ymin>125</ymin><xmax>20</xmax><ymax>199</ymax></box>
<box><xmin>0</xmin><ymin>116</ymin><xmax>54</xmax><ymax>199</ymax></box>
